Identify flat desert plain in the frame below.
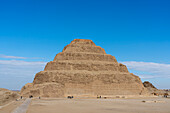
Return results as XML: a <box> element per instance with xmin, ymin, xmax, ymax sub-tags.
<box><xmin>1</xmin><ymin>97</ymin><xmax>170</xmax><ymax>113</ymax></box>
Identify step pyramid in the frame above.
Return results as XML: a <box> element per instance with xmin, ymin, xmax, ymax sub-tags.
<box><xmin>21</xmin><ymin>39</ymin><xmax>148</xmax><ymax>97</ymax></box>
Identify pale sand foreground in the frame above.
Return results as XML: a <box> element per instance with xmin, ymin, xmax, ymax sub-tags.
<box><xmin>0</xmin><ymin>97</ymin><xmax>170</xmax><ymax>113</ymax></box>
<box><xmin>27</xmin><ymin>97</ymin><xmax>170</xmax><ymax>113</ymax></box>
<box><xmin>0</xmin><ymin>100</ymin><xmax>24</xmax><ymax>113</ymax></box>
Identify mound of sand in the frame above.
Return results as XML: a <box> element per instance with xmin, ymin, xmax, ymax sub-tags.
<box><xmin>0</xmin><ymin>88</ymin><xmax>19</xmax><ymax>106</ymax></box>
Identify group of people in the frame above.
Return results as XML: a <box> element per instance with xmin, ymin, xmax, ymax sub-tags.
<box><xmin>67</xmin><ymin>96</ymin><xmax>74</xmax><ymax>99</ymax></box>
<box><xmin>19</xmin><ymin>96</ymin><xmax>41</xmax><ymax>99</ymax></box>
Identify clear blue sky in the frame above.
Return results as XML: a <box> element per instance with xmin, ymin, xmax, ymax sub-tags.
<box><xmin>0</xmin><ymin>0</ymin><xmax>170</xmax><ymax>90</ymax></box>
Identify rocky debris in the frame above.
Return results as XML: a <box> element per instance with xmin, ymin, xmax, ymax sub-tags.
<box><xmin>143</xmin><ymin>81</ymin><xmax>157</xmax><ymax>93</ymax></box>
<box><xmin>0</xmin><ymin>88</ymin><xmax>19</xmax><ymax>106</ymax></box>
<box><xmin>143</xmin><ymin>81</ymin><xmax>157</xmax><ymax>89</ymax></box>
<box><xmin>143</xmin><ymin>81</ymin><xmax>170</xmax><ymax>96</ymax></box>
<box><xmin>21</xmin><ymin>39</ymin><xmax>148</xmax><ymax>97</ymax></box>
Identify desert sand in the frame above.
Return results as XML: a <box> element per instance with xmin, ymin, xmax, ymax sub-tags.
<box><xmin>18</xmin><ymin>97</ymin><xmax>170</xmax><ymax>113</ymax></box>
<box><xmin>1</xmin><ymin>97</ymin><xmax>170</xmax><ymax>113</ymax></box>
<box><xmin>0</xmin><ymin>99</ymin><xmax>24</xmax><ymax>113</ymax></box>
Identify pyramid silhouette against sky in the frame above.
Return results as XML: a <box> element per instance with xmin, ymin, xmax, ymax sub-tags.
<box><xmin>21</xmin><ymin>39</ymin><xmax>148</xmax><ymax>97</ymax></box>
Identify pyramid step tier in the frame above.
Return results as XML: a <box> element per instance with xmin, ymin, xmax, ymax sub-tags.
<box><xmin>54</xmin><ymin>52</ymin><xmax>117</xmax><ymax>62</ymax></box>
<box><xmin>33</xmin><ymin>70</ymin><xmax>141</xmax><ymax>85</ymax></box>
<box><xmin>62</xmin><ymin>39</ymin><xmax>106</xmax><ymax>54</ymax></box>
<box><xmin>44</xmin><ymin>60</ymin><xmax>128</xmax><ymax>72</ymax></box>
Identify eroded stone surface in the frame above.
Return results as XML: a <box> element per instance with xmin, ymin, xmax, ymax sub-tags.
<box><xmin>143</xmin><ymin>81</ymin><xmax>170</xmax><ymax>96</ymax></box>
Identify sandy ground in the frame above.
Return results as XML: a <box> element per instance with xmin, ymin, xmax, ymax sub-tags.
<box><xmin>0</xmin><ymin>100</ymin><xmax>24</xmax><ymax>113</ymax></box>
<box><xmin>12</xmin><ymin>98</ymin><xmax>31</xmax><ymax>113</ymax></box>
<box><xmin>0</xmin><ymin>97</ymin><xmax>170</xmax><ymax>113</ymax></box>
<box><xmin>26</xmin><ymin>97</ymin><xmax>170</xmax><ymax>113</ymax></box>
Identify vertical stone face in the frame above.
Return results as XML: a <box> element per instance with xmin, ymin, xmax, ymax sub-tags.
<box><xmin>21</xmin><ymin>39</ymin><xmax>148</xmax><ymax>97</ymax></box>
